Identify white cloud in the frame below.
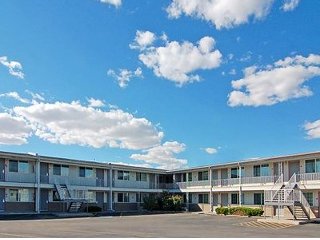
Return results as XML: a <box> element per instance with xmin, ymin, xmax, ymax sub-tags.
<box><xmin>0</xmin><ymin>56</ymin><xmax>24</xmax><ymax>79</ymax></box>
<box><xmin>0</xmin><ymin>92</ymin><xmax>30</xmax><ymax>104</ymax></box>
<box><xmin>107</xmin><ymin>67</ymin><xmax>143</xmax><ymax>88</ymax></box>
<box><xmin>281</xmin><ymin>0</ymin><xmax>300</xmax><ymax>12</ymax></box>
<box><xmin>136</xmin><ymin>33</ymin><xmax>222</xmax><ymax>86</ymax></box>
<box><xmin>13</xmin><ymin>100</ymin><xmax>163</xmax><ymax>150</ymax></box>
<box><xmin>0</xmin><ymin>113</ymin><xmax>32</xmax><ymax>145</ymax></box>
<box><xmin>87</xmin><ymin>98</ymin><xmax>105</xmax><ymax>108</ymax></box>
<box><xmin>228</xmin><ymin>54</ymin><xmax>320</xmax><ymax>107</ymax></box>
<box><xmin>25</xmin><ymin>90</ymin><xmax>45</xmax><ymax>103</ymax></box>
<box><xmin>304</xmin><ymin>120</ymin><xmax>320</xmax><ymax>139</ymax></box>
<box><xmin>130</xmin><ymin>141</ymin><xmax>187</xmax><ymax>170</ymax></box>
<box><xmin>166</xmin><ymin>0</ymin><xmax>274</xmax><ymax>30</ymax></box>
<box><xmin>129</xmin><ymin>30</ymin><xmax>156</xmax><ymax>50</ymax></box>
<box><xmin>204</xmin><ymin>147</ymin><xmax>218</xmax><ymax>154</ymax></box>
<box><xmin>99</xmin><ymin>0</ymin><xmax>121</xmax><ymax>7</ymax></box>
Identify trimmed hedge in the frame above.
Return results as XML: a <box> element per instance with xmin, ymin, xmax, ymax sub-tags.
<box><xmin>215</xmin><ymin>207</ymin><xmax>263</xmax><ymax>217</ymax></box>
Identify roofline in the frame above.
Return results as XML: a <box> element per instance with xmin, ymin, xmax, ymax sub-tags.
<box><xmin>1</xmin><ymin>150</ymin><xmax>320</xmax><ymax>174</ymax></box>
<box><xmin>170</xmin><ymin>151</ymin><xmax>320</xmax><ymax>173</ymax></box>
<box><xmin>0</xmin><ymin>151</ymin><xmax>167</xmax><ymax>174</ymax></box>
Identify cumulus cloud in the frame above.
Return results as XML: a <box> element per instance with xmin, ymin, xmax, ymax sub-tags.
<box><xmin>304</xmin><ymin>120</ymin><xmax>320</xmax><ymax>139</ymax></box>
<box><xmin>281</xmin><ymin>0</ymin><xmax>300</xmax><ymax>12</ymax></box>
<box><xmin>87</xmin><ymin>98</ymin><xmax>105</xmax><ymax>108</ymax></box>
<box><xmin>12</xmin><ymin>101</ymin><xmax>163</xmax><ymax>150</ymax></box>
<box><xmin>204</xmin><ymin>147</ymin><xmax>218</xmax><ymax>154</ymax></box>
<box><xmin>228</xmin><ymin>54</ymin><xmax>320</xmax><ymax>107</ymax></box>
<box><xmin>0</xmin><ymin>113</ymin><xmax>32</xmax><ymax>145</ymax></box>
<box><xmin>0</xmin><ymin>56</ymin><xmax>24</xmax><ymax>79</ymax></box>
<box><xmin>130</xmin><ymin>141</ymin><xmax>187</xmax><ymax>170</ymax></box>
<box><xmin>133</xmin><ymin>31</ymin><xmax>222</xmax><ymax>86</ymax></box>
<box><xmin>129</xmin><ymin>30</ymin><xmax>156</xmax><ymax>50</ymax></box>
<box><xmin>166</xmin><ymin>0</ymin><xmax>274</xmax><ymax>30</ymax></box>
<box><xmin>107</xmin><ymin>67</ymin><xmax>143</xmax><ymax>88</ymax></box>
<box><xmin>99</xmin><ymin>0</ymin><xmax>121</xmax><ymax>7</ymax></box>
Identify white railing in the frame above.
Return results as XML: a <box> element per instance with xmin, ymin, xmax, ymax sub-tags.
<box><xmin>164</xmin><ymin>180</ymin><xmax>210</xmax><ymax>189</ymax></box>
<box><xmin>284</xmin><ymin>173</ymin><xmax>296</xmax><ymax>189</ymax></box>
<box><xmin>212</xmin><ymin>175</ymin><xmax>275</xmax><ymax>186</ymax></box>
<box><xmin>50</xmin><ymin>176</ymin><xmax>107</xmax><ymax>187</ymax></box>
<box><xmin>114</xmin><ymin>180</ymin><xmax>156</xmax><ymax>189</ymax></box>
<box><xmin>6</xmin><ymin>172</ymin><xmax>36</xmax><ymax>183</ymax></box>
<box><xmin>296</xmin><ymin>172</ymin><xmax>320</xmax><ymax>184</ymax></box>
<box><xmin>264</xmin><ymin>189</ymin><xmax>295</xmax><ymax>204</ymax></box>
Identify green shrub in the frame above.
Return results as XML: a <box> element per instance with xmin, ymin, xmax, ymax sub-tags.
<box><xmin>143</xmin><ymin>194</ymin><xmax>159</xmax><ymax>211</ymax></box>
<box><xmin>215</xmin><ymin>207</ymin><xmax>263</xmax><ymax>216</ymax></box>
<box><xmin>143</xmin><ymin>192</ymin><xmax>183</xmax><ymax>211</ymax></box>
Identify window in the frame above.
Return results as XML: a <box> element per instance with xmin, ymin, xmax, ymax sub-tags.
<box><xmin>8</xmin><ymin>189</ymin><xmax>30</xmax><ymax>202</ymax></box>
<box><xmin>198</xmin><ymin>171</ymin><xmax>208</xmax><ymax>181</ymax></box>
<box><xmin>198</xmin><ymin>194</ymin><xmax>209</xmax><ymax>204</ymax></box>
<box><xmin>231</xmin><ymin>193</ymin><xmax>239</xmax><ymax>204</ymax></box>
<box><xmin>181</xmin><ymin>173</ymin><xmax>186</xmax><ymax>182</ymax></box>
<box><xmin>117</xmin><ymin>192</ymin><xmax>129</xmax><ymax>203</ymax></box>
<box><xmin>118</xmin><ymin>171</ymin><xmax>130</xmax><ymax>180</ymax></box>
<box><xmin>18</xmin><ymin>161</ymin><xmax>29</xmax><ymax>173</ymax></box>
<box><xmin>87</xmin><ymin>191</ymin><xmax>96</xmax><ymax>203</ymax></box>
<box><xmin>254</xmin><ymin>164</ymin><xmax>269</xmax><ymax>177</ymax></box>
<box><xmin>9</xmin><ymin>189</ymin><xmax>18</xmax><ymax>202</ymax></box>
<box><xmin>305</xmin><ymin>159</ymin><xmax>320</xmax><ymax>173</ymax></box>
<box><xmin>230</xmin><ymin>168</ymin><xmax>244</xmax><ymax>178</ymax></box>
<box><xmin>254</xmin><ymin>193</ymin><xmax>264</xmax><ymax>205</ymax></box>
<box><xmin>136</xmin><ymin>193</ymin><xmax>141</xmax><ymax>203</ymax></box>
<box><xmin>79</xmin><ymin>167</ymin><xmax>93</xmax><ymax>178</ymax></box>
<box><xmin>53</xmin><ymin>165</ymin><xmax>69</xmax><ymax>176</ymax></box>
<box><xmin>303</xmin><ymin>192</ymin><xmax>313</xmax><ymax>206</ymax></box>
<box><xmin>188</xmin><ymin>172</ymin><xmax>192</xmax><ymax>181</ymax></box>
<box><xmin>136</xmin><ymin>172</ymin><xmax>147</xmax><ymax>181</ymax></box>
<box><xmin>9</xmin><ymin>160</ymin><xmax>30</xmax><ymax>173</ymax></box>
<box><xmin>9</xmin><ymin>160</ymin><xmax>18</xmax><ymax>172</ymax></box>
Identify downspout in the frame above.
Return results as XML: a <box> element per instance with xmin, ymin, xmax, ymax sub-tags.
<box><xmin>36</xmin><ymin>153</ymin><xmax>41</xmax><ymax>213</ymax></box>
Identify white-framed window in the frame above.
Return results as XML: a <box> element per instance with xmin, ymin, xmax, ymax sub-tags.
<box><xmin>303</xmin><ymin>192</ymin><xmax>313</xmax><ymax>206</ymax></box>
<box><xmin>305</xmin><ymin>159</ymin><xmax>320</xmax><ymax>173</ymax></box>
<box><xmin>117</xmin><ymin>192</ymin><xmax>130</xmax><ymax>203</ymax></box>
<box><xmin>118</xmin><ymin>171</ymin><xmax>130</xmax><ymax>181</ymax></box>
<box><xmin>8</xmin><ymin>189</ymin><xmax>30</xmax><ymax>202</ymax></box>
<box><xmin>9</xmin><ymin>160</ymin><xmax>30</xmax><ymax>173</ymax></box>
<box><xmin>87</xmin><ymin>191</ymin><xmax>96</xmax><ymax>203</ymax></box>
<box><xmin>79</xmin><ymin>167</ymin><xmax>94</xmax><ymax>178</ymax></box>
<box><xmin>198</xmin><ymin>194</ymin><xmax>209</xmax><ymax>204</ymax></box>
<box><xmin>53</xmin><ymin>164</ymin><xmax>69</xmax><ymax>176</ymax></box>
<box><xmin>253</xmin><ymin>164</ymin><xmax>270</xmax><ymax>177</ymax></box>
<box><xmin>254</xmin><ymin>193</ymin><xmax>264</xmax><ymax>205</ymax></box>
<box><xmin>231</xmin><ymin>193</ymin><xmax>239</xmax><ymax>204</ymax></box>
<box><xmin>231</xmin><ymin>167</ymin><xmax>244</xmax><ymax>178</ymax></box>
<box><xmin>136</xmin><ymin>172</ymin><xmax>147</xmax><ymax>181</ymax></box>
<box><xmin>198</xmin><ymin>171</ymin><xmax>208</xmax><ymax>181</ymax></box>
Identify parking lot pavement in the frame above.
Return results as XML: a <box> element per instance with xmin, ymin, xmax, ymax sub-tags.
<box><xmin>0</xmin><ymin>213</ymin><xmax>318</xmax><ymax>238</ymax></box>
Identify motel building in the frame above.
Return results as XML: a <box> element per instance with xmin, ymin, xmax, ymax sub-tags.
<box><xmin>0</xmin><ymin>150</ymin><xmax>319</xmax><ymax>220</ymax></box>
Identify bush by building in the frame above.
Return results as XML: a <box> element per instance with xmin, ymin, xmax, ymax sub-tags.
<box><xmin>215</xmin><ymin>207</ymin><xmax>263</xmax><ymax>217</ymax></box>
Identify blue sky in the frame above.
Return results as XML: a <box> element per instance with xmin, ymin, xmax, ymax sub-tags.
<box><xmin>0</xmin><ymin>0</ymin><xmax>320</xmax><ymax>169</ymax></box>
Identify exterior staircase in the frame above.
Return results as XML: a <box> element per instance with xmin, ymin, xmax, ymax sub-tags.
<box><xmin>264</xmin><ymin>173</ymin><xmax>316</xmax><ymax>221</ymax></box>
<box><xmin>54</xmin><ymin>182</ymin><xmax>87</xmax><ymax>213</ymax></box>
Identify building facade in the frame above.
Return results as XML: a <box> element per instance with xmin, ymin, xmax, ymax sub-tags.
<box><xmin>0</xmin><ymin>151</ymin><xmax>319</xmax><ymax>219</ymax></box>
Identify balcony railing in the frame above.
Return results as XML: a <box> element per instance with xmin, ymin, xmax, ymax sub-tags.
<box><xmin>212</xmin><ymin>175</ymin><xmax>276</xmax><ymax>187</ymax></box>
<box><xmin>164</xmin><ymin>180</ymin><xmax>210</xmax><ymax>189</ymax></box>
<box><xmin>113</xmin><ymin>180</ymin><xmax>157</xmax><ymax>189</ymax></box>
<box><xmin>297</xmin><ymin>172</ymin><xmax>320</xmax><ymax>184</ymax></box>
<box><xmin>50</xmin><ymin>176</ymin><xmax>107</xmax><ymax>187</ymax></box>
<box><xmin>6</xmin><ymin>172</ymin><xmax>36</xmax><ymax>183</ymax></box>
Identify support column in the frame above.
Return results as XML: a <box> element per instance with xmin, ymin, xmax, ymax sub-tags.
<box><xmin>35</xmin><ymin>154</ymin><xmax>41</xmax><ymax>213</ymax></box>
<box><xmin>186</xmin><ymin>192</ymin><xmax>189</xmax><ymax>211</ymax></box>
<box><xmin>209</xmin><ymin>167</ymin><xmax>213</xmax><ymax>212</ymax></box>
<box><xmin>238</xmin><ymin>163</ymin><xmax>242</xmax><ymax>206</ymax></box>
<box><xmin>108</xmin><ymin>164</ymin><xmax>113</xmax><ymax>211</ymax></box>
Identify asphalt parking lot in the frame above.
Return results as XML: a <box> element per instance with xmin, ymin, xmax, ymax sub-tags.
<box><xmin>0</xmin><ymin>213</ymin><xmax>318</xmax><ymax>238</ymax></box>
